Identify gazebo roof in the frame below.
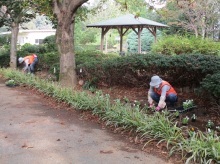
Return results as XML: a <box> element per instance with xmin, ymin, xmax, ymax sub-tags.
<box><xmin>87</xmin><ymin>14</ymin><xmax>168</xmax><ymax>28</ymax></box>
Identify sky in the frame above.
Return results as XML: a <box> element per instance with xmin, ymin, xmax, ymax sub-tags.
<box><xmin>86</xmin><ymin>0</ymin><xmax>165</xmax><ymax>8</ymax></box>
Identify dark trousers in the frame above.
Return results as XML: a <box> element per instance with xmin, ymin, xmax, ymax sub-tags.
<box><xmin>150</xmin><ymin>92</ymin><xmax>178</xmax><ymax>106</ymax></box>
<box><xmin>29</xmin><ymin>57</ymin><xmax>38</xmax><ymax>73</ymax></box>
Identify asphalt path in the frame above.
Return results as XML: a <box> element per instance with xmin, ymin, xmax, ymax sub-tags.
<box><xmin>0</xmin><ymin>82</ymin><xmax>171</xmax><ymax>164</ymax></box>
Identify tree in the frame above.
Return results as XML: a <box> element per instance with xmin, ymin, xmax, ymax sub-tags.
<box><xmin>35</xmin><ymin>0</ymin><xmax>154</xmax><ymax>88</ymax></box>
<box><xmin>0</xmin><ymin>0</ymin><xmax>35</xmax><ymax>69</ymax></box>
<box><xmin>158</xmin><ymin>0</ymin><xmax>220</xmax><ymax>38</ymax></box>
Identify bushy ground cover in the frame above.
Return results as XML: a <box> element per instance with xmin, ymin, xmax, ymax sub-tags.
<box><xmin>0</xmin><ymin>68</ymin><xmax>219</xmax><ymax>164</ymax></box>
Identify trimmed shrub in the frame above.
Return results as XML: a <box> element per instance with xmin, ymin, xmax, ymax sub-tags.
<box><xmin>200</xmin><ymin>73</ymin><xmax>220</xmax><ymax>100</ymax></box>
<box><xmin>17</xmin><ymin>43</ymin><xmax>47</xmax><ymax>57</ymax></box>
<box><xmin>77</xmin><ymin>53</ymin><xmax>220</xmax><ymax>89</ymax></box>
<box><xmin>151</xmin><ymin>35</ymin><xmax>220</xmax><ymax>56</ymax></box>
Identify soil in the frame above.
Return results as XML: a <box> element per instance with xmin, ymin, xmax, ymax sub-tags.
<box><xmin>15</xmin><ymin>70</ymin><xmax>220</xmax><ymax>134</ymax></box>
<box><xmin>98</xmin><ymin>85</ymin><xmax>220</xmax><ymax>134</ymax></box>
<box><xmin>1</xmin><ymin>71</ymin><xmax>220</xmax><ymax>163</ymax></box>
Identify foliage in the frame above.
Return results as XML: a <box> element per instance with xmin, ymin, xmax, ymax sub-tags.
<box><xmin>200</xmin><ymin>72</ymin><xmax>220</xmax><ymax>99</ymax></box>
<box><xmin>18</xmin><ymin>43</ymin><xmax>46</xmax><ymax>57</ymax></box>
<box><xmin>0</xmin><ymin>46</ymin><xmax>10</xmax><ymax>67</ymax></box>
<box><xmin>158</xmin><ymin>0</ymin><xmax>220</xmax><ymax>39</ymax></box>
<box><xmin>182</xmin><ymin>116</ymin><xmax>189</xmax><ymax>125</ymax></box>
<box><xmin>0</xmin><ymin>0</ymin><xmax>36</xmax><ymax>28</ymax></box>
<box><xmin>206</xmin><ymin>120</ymin><xmax>215</xmax><ymax>129</ymax></box>
<box><xmin>77</xmin><ymin>53</ymin><xmax>220</xmax><ymax>89</ymax></box>
<box><xmin>1</xmin><ymin>68</ymin><xmax>219</xmax><ymax>163</ymax></box>
<box><xmin>0</xmin><ymin>35</ymin><xmax>10</xmax><ymax>46</ymax></box>
<box><xmin>42</xmin><ymin>35</ymin><xmax>57</xmax><ymax>52</ymax></box>
<box><xmin>38</xmin><ymin>52</ymin><xmax>60</xmax><ymax>70</ymax></box>
<box><xmin>151</xmin><ymin>35</ymin><xmax>220</xmax><ymax>55</ymax></box>
<box><xmin>75</xmin><ymin>50</ymin><xmax>118</xmax><ymax>66</ymax></box>
<box><xmin>172</xmin><ymin>131</ymin><xmax>220</xmax><ymax>164</ymax></box>
<box><xmin>0</xmin><ymin>0</ymin><xmax>37</xmax><ymax>68</ymax></box>
<box><xmin>183</xmin><ymin>100</ymin><xmax>194</xmax><ymax>110</ymax></box>
<box><xmin>75</xmin><ymin>21</ymin><xmax>96</xmax><ymax>45</ymax></box>
<box><xmin>127</xmin><ymin>29</ymin><xmax>161</xmax><ymax>53</ymax></box>
<box><xmin>5</xmin><ymin>79</ymin><xmax>16</xmax><ymax>87</ymax></box>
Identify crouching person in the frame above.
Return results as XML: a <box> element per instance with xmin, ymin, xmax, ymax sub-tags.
<box><xmin>18</xmin><ymin>54</ymin><xmax>38</xmax><ymax>73</ymax></box>
<box><xmin>148</xmin><ymin>75</ymin><xmax>178</xmax><ymax>111</ymax></box>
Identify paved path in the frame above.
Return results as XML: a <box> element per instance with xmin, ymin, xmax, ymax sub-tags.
<box><xmin>0</xmin><ymin>82</ymin><xmax>171</xmax><ymax>164</ymax></box>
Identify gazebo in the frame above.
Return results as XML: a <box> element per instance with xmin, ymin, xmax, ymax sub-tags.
<box><xmin>87</xmin><ymin>14</ymin><xmax>168</xmax><ymax>54</ymax></box>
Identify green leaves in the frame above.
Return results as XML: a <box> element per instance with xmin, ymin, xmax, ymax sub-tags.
<box><xmin>151</xmin><ymin>35</ymin><xmax>220</xmax><ymax>56</ymax></box>
<box><xmin>0</xmin><ymin>0</ymin><xmax>36</xmax><ymax>27</ymax></box>
<box><xmin>78</xmin><ymin>53</ymin><xmax>220</xmax><ymax>89</ymax></box>
<box><xmin>200</xmin><ymin>73</ymin><xmax>220</xmax><ymax>99</ymax></box>
<box><xmin>1</xmin><ymin>68</ymin><xmax>219</xmax><ymax>163</ymax></box>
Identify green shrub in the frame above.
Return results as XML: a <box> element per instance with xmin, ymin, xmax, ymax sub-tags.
<box><xmin>77</xmin><ymin>53</ymin><xmax>220</xmax><ymax>88</ymax></box>
<box><xmin>127</xmin><ymin>29</ymin><xmax>161</xmax><ymax>53</ymax></box>
<box><xmin>0</xmin><ymin>47</ymin><xmax>10</xmax><ymax>67</ymax></box>
<box><xmin>38</xmin><ymin>52</ymin><xmax>60</xmax><ymax>70</ymax></box>
<box><xmin>75</xmin><ymin>50</ymin><xmax>118</xmax><ymax>66</ymax></box>
<box><xmin>17</xmin><ymin>43</ymin><xmax>47</xmax><ymax>58</ymax></box>
<box><xmin>200</xmin><ymin>72</ymin><xmax>220</xmax><ymax>100</ymax></box>
<box><xmin>0</xmin><ymin>35</ymin><xmax>10</xmax><ymax>46</ymax></box>
<box><xmin>151</xmin><ymin>35</ymin><xmax>220</xmax><ymax>56</ymax></box>
<box><xmin>43</xmin><ymin>35</ymin><xmax>57</xmax><ymax>52</ymax></box>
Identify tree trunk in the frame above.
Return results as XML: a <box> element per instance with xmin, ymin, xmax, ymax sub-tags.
<box><xmin>10</xmin><ymin>22</ymin><xmax>19</xmax><ymax>69</ymax></box>
<box><xmin>56</xmin><ymin>18</ymin><xmax>77</xmax><ymax>87</ymax></box>
<box><xmin>53</xmin><ymin>0</ymin><xmax>88</xmax><ymax>88</ymax></box>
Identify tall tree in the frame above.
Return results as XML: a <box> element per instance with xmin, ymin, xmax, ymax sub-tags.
<box><xmin>158</xmin><ymin>0</ymin><xmax>220</xmax><ymax>38</ymax></box>
<box><xmin>53</xmin><ymin>0</ymin><xmax>88</xmax><ymax>87</ymax></box>
<box><xmin>35</xmin><ymin>0</ymin><xmax>89</xmax><ymax>87</ymax></box>
<box><xmin>35</xmin><ymin>0</ymin><xmax>153</xmax><ymax>88</ymax></box>
<box><xmin>0</xmin><ymin>0</ymin><xmax>35</xmax><ymax>69</ymax></box>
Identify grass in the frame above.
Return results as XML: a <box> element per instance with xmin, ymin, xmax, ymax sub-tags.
<box><xmin>0</xmin><ymin>68</ymin><xmax>219</xmax><ymax>164</ymax></box>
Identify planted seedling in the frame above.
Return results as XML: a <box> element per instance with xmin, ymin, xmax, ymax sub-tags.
<box><xmin>182</xmin><ymin>116</ymin><xmax>189</xmax><ymax>125</ymax></box>
<box><xmin>133</xmin><ymin>100</ymin><xmax>141</xmax><ymax>107</ymax></box>
<box><xmin>183</xmin><ymin>99</ymin><xmax>194</xmax><ymax>110</ymax></box>
<box><xmin>123</xmin><ymin>96</ymin><xmax>130</xmax><ymax>103</ymax></box>
<box><xmin>191</xmin><ymin>114</ymin><xmax>197</xmax><ymax>122</ymax></box>
<box><xmin>206</xmin><ymin>120</ymin><xmax>214</xmax><ymax>129</ymax></box>
<box><xmin>175</xmin><ymin>111</ymin><xmax>180</xmax><ymax>118</ymax></box>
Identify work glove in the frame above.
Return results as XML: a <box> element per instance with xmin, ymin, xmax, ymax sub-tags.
<box><xmin>156</xmin><ymin>106</ymin><xmax>161</xmax><ymax>111</ymax></box>
<box><xmin>158</xmin><ymin>96</ymin><xmax>166</xmax><ymax>109</ymax></box>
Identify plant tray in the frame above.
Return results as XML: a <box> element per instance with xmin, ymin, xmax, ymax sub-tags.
<box><xmin>5</xmin><ymin>84</ymin><xmax>19</xmax><ymax>87</ymax></box>
<box><xmin>168</xmin><ymin>106</ymin><xmax>197</xmax><ymax>113</ymax></box>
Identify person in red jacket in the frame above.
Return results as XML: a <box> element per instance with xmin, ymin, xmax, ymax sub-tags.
<box><xmin>148</xmin><ymin>75</ymin><xmax>178</xmax><ymax>111</ymax></box>
<box><xmin>18</xmin><ymin>54</ymin><xmax>38</xmax><ymax>73</ymax></box>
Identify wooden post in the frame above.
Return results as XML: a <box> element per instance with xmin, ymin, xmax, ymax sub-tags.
<box><xmin>138</xmin><ymin>27</ymin><xmax>143</xmax><ymax>54</ymax></box>
<box><xmin>100</xmin><ymin>28</ymin><xmax>104</xmax><ymax>52</ymax></box>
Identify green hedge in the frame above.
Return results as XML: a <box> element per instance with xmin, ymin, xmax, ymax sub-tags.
<box><xmin>77</xmin><ymin>53</ymin><xmax>220</xmax><ymax>89</ymax></box>
<box><xmin>200</xmin><ymin>72</ymin><xmax>220</xmax><ymax>100</ymax></box>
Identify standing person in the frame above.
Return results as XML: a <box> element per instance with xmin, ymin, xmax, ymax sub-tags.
<box><xmin>148</xmin><ymin>75</ymin><xmax>178</xmax><ymax>111</ymax></box>
<box><xmin>18</xmin><ymin>54</ymin><xmax>38</xmax><ymax>73</ymax></box>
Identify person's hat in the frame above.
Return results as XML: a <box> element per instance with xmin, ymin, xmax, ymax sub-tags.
<box><xmin>18</xmin><ymin>57</ymin><xmax>24</xmax><ymax>63</ymax></box>
<box><xmin>150</xmin><ymin>75</ymin><xmax>162</xmax><ymax>86</ymax></box>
